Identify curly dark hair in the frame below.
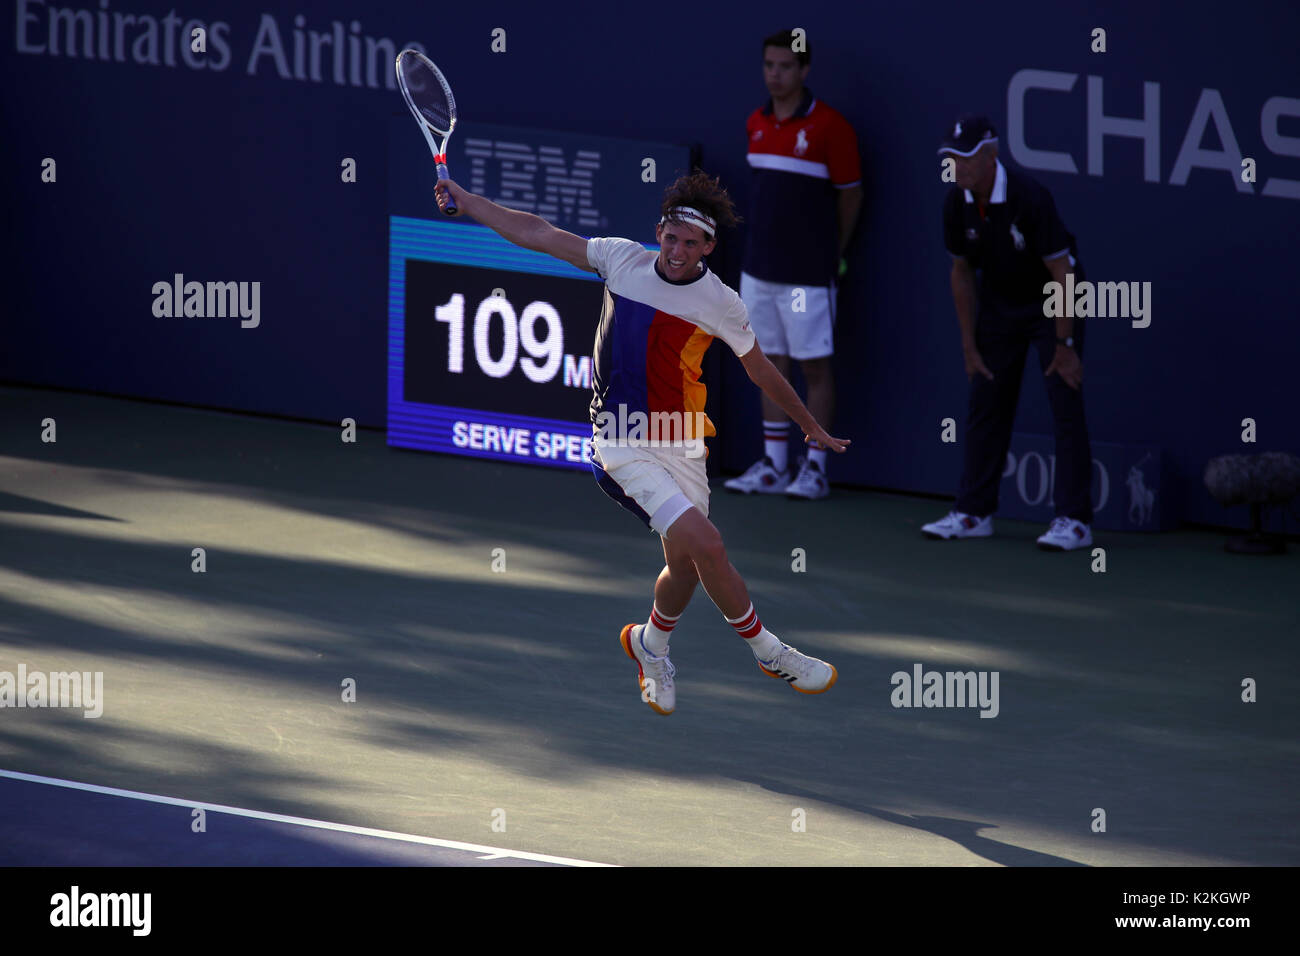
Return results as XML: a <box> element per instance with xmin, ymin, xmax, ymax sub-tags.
<box><xmin>660</xmin><ymin>170</ymin><xmax>740</xmax><ymax>233</ymax></box>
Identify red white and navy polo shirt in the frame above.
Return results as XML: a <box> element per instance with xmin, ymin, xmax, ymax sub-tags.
<box><xmin>744</xmin><ymin>88</ymin><xmax>861</xmax><ymax>287</ymax></box>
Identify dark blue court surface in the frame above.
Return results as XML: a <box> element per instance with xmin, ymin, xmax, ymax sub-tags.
<box><xmin>0</xmin><ymin>775</ymin><xmax>596</xmax><ymax>867</ymax></box>
<box><xmin>2</xmin><ymin>389</ymin><xmax>1296</xmax><ymax>867</ymax></box>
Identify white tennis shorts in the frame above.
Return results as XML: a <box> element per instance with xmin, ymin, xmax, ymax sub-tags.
<box><xmin>740</xmin><ymin>271</ymin><xmax>836</xmax><ymax>360</ymax></box>
<box><xmin>593</xmin><ymin>438</ymin><xmax>710</xmax><ymax>536</ymax></box>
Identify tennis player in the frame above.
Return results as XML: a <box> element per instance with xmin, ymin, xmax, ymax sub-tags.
<box><xmin>435</xmin><ymin>171</ymin><xmax>847</xmax><ymax>715</ymax></box>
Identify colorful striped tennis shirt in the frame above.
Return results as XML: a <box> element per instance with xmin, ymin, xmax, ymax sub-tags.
<box><xmin>586</xmin><ymin>237</ymin><xmax>755</xmax><ymax>442</ymax></box>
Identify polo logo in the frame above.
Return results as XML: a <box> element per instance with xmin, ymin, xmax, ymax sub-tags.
<box><xmin>1127</xmin><ymin>454</ymin><xmax>1156</xmax><ymax>525</ymax></box>
<box><xmin>794</xmin><ymin>129</ymin><xmax>809</xmax><ymax>155</ymax></box>
<box><xmin>752</xmin><ymin>130</ymin><xmax>762</xmax><ymax>141</ymax></box>
<box><xmin>1009</xmin><ymin>223</ymin><xmax>1025</xmax><ymax>250</ymax></box>
<box><xmin>966</xmin><ymin>227</ymin><xmax>979</xmax><ymax>240</ymax></box>
<box><xmin>954</xmin><ymin>121</ymin><xmax>963</xmax><ymax>137</ymax></box>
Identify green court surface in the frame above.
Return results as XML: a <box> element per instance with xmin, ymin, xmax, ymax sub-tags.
<box><xmin>1</xmin><ymin>385</ymin><xmax>1296</xmax><ymax>866</ymax></box>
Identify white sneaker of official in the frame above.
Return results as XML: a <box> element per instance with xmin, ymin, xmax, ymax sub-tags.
<box><xmin>1036</xmin><ymin>517</ymin><xmax>1093</xmax><ymax>551</ymax></box>
<box><xmin>724</xmin><ymin>456</ymin><xmax>790</xmax><ymax>494</ymax></box>
<box><xmin>920</xmin><ymin>511</ymin><xmax>994</xmax><ymax>540</ymax></box>
<box><xmin>784</xmin><ymin>456</ymin><xmax>829</xmax><ymax>500</ymax></box>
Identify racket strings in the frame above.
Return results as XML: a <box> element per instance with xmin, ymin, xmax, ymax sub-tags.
<box><xmin>399</xmin><ymin>58</ymin><xmax>455</xmax><ymax>134</ymax></box>
<box><xmin>419</xmin><ymin>98</ymin><xmax>453</xmax><ymax>133</ymax></box>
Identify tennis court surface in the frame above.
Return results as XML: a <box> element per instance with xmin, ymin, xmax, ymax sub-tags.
<box><xmin>2</xmin><ymin>385</ymin><xmax>1296</xmax><ymax>866</ymax></box>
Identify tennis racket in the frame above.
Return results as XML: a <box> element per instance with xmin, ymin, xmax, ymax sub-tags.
<box><xmin>396</xmin><ymin>49</ymin><xmax>459</xmax><ymax>215</ymax></box>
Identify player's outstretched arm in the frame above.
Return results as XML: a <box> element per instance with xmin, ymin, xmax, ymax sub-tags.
<box><xmin>435</xmin><ymin>179</ymin><xmax>594</xmax><ymax>273</ymax></box>
<box><xmin>738</xmin><ymin>343</ymin><xmax>850</xmax><ymax>453</ymax></box>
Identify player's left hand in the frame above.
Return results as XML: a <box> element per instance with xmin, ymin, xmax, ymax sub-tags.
<box><xmin>1045</xmin><ymin>345</ymin><xmax>1083</xmax><ymax>390</ymax></box>
<box><xmin>805</xmin><ymin>428</ymin><xmax>850</xmax><ymax>453</ymax></box>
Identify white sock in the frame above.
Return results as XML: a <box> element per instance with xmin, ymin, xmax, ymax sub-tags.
<box><xmin>725</xmin><ymin>604</ymin><xmax>783</xmax><ymax>661</ymax></box>
<box><xmin>808</xmin><ymin>447</ymin><xmax>827</xmax><ymax>471</ymax></box>
<box><xmin>763</xmin><ymin>421</ymin><xmax>789</xmax><ymax>473</ymax></box>
<box><xmin>641</xmin><ymin>605</ymin><xmax>678</xmax><ymax>656</ymax></box>
<box><xmin>747</xmin><ymin>626</ymin><xmax>782</xmax><ymax>661</ymax></box>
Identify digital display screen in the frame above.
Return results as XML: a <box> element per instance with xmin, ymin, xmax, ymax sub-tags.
<box><xmin>403</xmin><ymin>259</ymin><xmax>601</xmax><ymax>419</ymax></box>
<box><xmin>388</xmin><ymin>216</ymin><xmax>656</xmax><ymax>469</ymax></box>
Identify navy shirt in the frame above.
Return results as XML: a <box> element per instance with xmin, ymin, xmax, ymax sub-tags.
<box><xmin>943</xmin><ymin>160</ymin><xmax>1082</xmax><ymax>311</ymax></box>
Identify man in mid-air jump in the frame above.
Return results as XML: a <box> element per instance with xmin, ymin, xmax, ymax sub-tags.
<box><xmin>435</xmin><ymin>171</ymin><xmax>847</xmax><ymax>714</ymax></box>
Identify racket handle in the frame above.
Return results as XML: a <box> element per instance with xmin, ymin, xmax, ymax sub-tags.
<box><xmin>436</xmin><ymin>163</ymin><xmax>458</xmax><ymax>215</ymax></box>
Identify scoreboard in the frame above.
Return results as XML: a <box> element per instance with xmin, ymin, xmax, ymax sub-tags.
<box><xmin>388</xmin><ymin>216</ymin><xmax>626</xmax><ymax>468</ymax></box>
<box><xmin>387</xmin><ymin>120</ymin><xmax>694</xmax><ymax>470</ymax></box>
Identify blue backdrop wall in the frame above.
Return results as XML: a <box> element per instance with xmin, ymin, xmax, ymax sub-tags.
<box><xmin>4</xmin><ymin>0</ymin><xmax>1297</xmax><ymax>529</ymax></box>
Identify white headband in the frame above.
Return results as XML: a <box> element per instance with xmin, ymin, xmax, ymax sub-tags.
<box><xmin>660</xmin><ymin>206</ymin><xmax>717</xmax><ymax>237</ymax></box>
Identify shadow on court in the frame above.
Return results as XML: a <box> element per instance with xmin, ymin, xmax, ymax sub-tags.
<box><xmin>1</xmin><ymin>386</ymin><xmax>1296</xmax><ymax>866</ymax></box>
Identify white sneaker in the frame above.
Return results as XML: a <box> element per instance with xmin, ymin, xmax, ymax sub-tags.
<box><xmin>785</xmin><ymin>456</ymin><xmax>829</xmax><ymax>500</ymax></box>
<box><xmin>724</xmin><ymin>456</ymin><xmax>790</xmax><ymax>494</ymax></box>
<box><xmin>756</xmin><ymin>642</ymin><xmax>838</xmax><ymax>695</ymax></box>
<box><xmin>620</xmin><ymin>624</ymin><xmax>676</xmax><ymax>714</ymax></box>
<box><xmin>1037</xmin><ymin>517</ymin><xmax>1092</xmax><ymax>551</ymax></box>
<box><xmin>921</xmin><ymin>511</ymin><xmax>993</xmax><ymax>540</ymax></box>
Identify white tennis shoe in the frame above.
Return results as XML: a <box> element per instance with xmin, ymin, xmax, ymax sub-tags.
<box><xmin>785</xmin><ymin>457</ymin><xmax>829</xmax><ymax>500</ymax></box>
<box><xmin>921</xmin><ymin>511</ymin><xmax>993</xmax><ymax>540</ymax></box>
<box><xmin>724</xmin><ymin>457</ymin><xmax>790</xmax><ymax>494</ymax></box>
<box><xmin>756</xmin><ymin>642</ymin><xmax>838</xmax><ymax>694</ymax></box>
<box><xmin>620</xmin><ymin>624</ymin><xmax>676</xmax><ymax>715</ymax></box>
<box><xmin>1037</xmin><ymin>517</ymin><xmax>1093</xmax><ymax>551</ymax></box>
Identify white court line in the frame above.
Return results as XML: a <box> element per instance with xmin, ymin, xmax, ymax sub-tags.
<box><xmin>0</xmin><ymin>769</ymin><xmax>616</xmax><ymax>867</ymax></box>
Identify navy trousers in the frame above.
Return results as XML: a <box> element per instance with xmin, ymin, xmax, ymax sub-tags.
<box><xmin>954</xmin><ymin>303</ymin><xmax>1093</xmax><ymax>523</ymax></box>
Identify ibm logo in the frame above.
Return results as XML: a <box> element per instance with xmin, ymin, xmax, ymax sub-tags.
<box><xmin>466</xmin><ymin>139</ymin><xmax>602</xmax><ymax>228</ymax></box>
